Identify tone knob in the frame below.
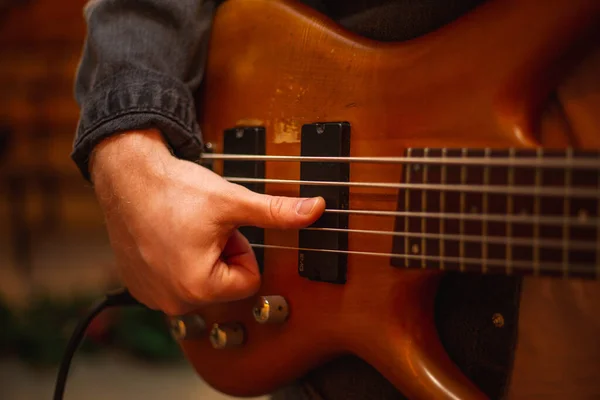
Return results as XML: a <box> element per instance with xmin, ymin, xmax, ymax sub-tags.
<box><xmin>210</xmin><ymin>323</ymin><xmax>245</xmax><ymax>349</ymax></box>
<box><xmin>169</xmin><ymin>314</ymin><xmax>206</xmax><ymax>340</ymax></box>
<box><xmin>253</xmin><ymin>295</ymin><xmax>289</xmax><ymax>324</ymax></box>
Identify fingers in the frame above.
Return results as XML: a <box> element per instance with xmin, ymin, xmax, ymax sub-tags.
<box><xmin>224</xmin><ymin>183</ymin><xmax>326</xmax><ymax>229</ymax></box>
<box><xmin>199</xmin><ymin>230</ymin><xmax>261</xmax><ymax>304</ymax></box>
<box><xmin>212</xmin><ymin>230</ymin><xmax>261</xmax><ymax>302</ymax></box>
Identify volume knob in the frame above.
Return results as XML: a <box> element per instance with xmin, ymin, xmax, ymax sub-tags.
<box><xmin>210</xmin><ymin>323</ymin><xmax>245</xmax><ymax>349</ymax></box>
<box><xmin>169</xmin><ymin>314</ymin><xmax>206</xmax><ymax>340</ymax></box>
<box><xmin>253</xmin><ymin>295</ymin><xmax>289</xmax><ymax>324</ymax></box>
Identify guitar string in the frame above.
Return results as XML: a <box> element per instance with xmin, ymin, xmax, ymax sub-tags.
<box><xmin>202</xmin><ymin>153</ymin><xmax>600</xmax><ymax>169</ymax></box>
<box><xmin>224</xmin><ymin>176</ymin><xmax>600</xmax><ymax>198</ymax></box>
<box><xmin>322</xmin><ymin>209</ymin><xmax>599</xmax><ymax>227</ymax></box>
<box><xmin>249</xmin><ymin>243</ymin><xmax>595</xmax><ymax>274</ymax></box>
<box><xmin>298</xmin><ymin>226</ymin><xmax>597</xmax><ymax>251</ymax></box>
<box><xmin>210</xmin><ymin>153</ymin><xmax>599</xmax><ymax>271</ymax></box>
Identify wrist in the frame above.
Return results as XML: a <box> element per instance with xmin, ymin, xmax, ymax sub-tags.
<box><xmin>90</xmin><ymin>129</ymin><xmax>172</xmax><ymax>180</ymax></box>
<box><xmin>89</xmin><ymin>129</ymin><xmax>175</xmax><ymax>201</ymax></box>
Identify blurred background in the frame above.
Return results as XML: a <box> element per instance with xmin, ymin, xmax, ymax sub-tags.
<box><xmin>0</xmin><ymin>0</ymin><xmax>265</xmax><ymax>398</ymax></box>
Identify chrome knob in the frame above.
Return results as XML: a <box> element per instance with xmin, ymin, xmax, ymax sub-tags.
<box><xmin>169</xmin><ymin>314</ymin><xmax>206</xmax><ymax>340</ymax></box>
<box><xmin>210</xmin><ymin>323</ymin><xmax>245</xmax><ymax>349</ymax></box>
<box><xmin>253</xmin><ymin>295</ymin><xmax>289</xmax><ymax>324</ymax></box>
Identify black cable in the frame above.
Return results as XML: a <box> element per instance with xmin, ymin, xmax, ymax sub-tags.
<box><xmin>53</xmin><ymin>288</ymin><xmax>144</xmax><ymax>400</ymax></box>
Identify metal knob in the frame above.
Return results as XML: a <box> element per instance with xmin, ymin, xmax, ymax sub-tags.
<box><xmin>169</xmin><ymin>315</ymin><xmax>206</xmax><ymax>340</ymax></box>
<box><xmin>253</xmin><ymin>295</ymin><xmax>289</xmax><ymax>324</ymax></box>
<box><xmin>210</xmin><ymin>323</ymin><xmax>245</xmax><ymax>349</ymax></box>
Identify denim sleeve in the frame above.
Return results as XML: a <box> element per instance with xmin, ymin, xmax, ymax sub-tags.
<box><xmin>72</xmin><ymin>0</ymin><xmax>218</xmax><ymax>181</ymax></box>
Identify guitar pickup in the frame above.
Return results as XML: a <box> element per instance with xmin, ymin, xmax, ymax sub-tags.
<box><xmin>222</xmin><ymin>126</ymin><xmax>266</xmax><ymax>273</ymax></box>
<box><xmin>298</xmin><ymin>122</ymin><xmax>350</xmax><ymax>284</ymax></box>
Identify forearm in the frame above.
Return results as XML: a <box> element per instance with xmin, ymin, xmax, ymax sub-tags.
<box><xmin>73</xmin><ymin>0</ymin><xmax>218</xmax><ymax>182</ymax></box>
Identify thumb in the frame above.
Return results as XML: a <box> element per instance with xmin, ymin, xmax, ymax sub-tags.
<box><xmin>227</xmin><ymin>184</ymin><xmax>326</xmax><ymax>229</ymax></box>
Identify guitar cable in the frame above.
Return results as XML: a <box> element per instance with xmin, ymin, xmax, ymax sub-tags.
<box><xmin>52</xmin><ymin>287</ymin><xmax>145</xmax><ymax>400</ymax></box>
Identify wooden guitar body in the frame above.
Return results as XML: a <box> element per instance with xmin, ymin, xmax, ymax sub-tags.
<box><xmin>175</xmin><ymin>0</ymin><xmax>600</xmax><ymax>398</ymax></box>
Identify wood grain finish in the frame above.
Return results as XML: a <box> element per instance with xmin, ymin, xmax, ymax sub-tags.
<box><xmin>176</xmin><ymin>0</ymin><xmax>600</xmax><ymax>398</ymax></box>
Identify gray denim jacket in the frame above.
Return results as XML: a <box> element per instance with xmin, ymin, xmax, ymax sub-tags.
<box><xmin>72</xmin><ymin>0</ymin><xmax>219</xmax><ymax>181</ymax></box>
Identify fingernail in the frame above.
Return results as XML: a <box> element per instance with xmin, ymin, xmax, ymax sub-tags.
<box><xmin>296</xmin><ymin>198</ymin><xmax>318</xmax><ymax>215</ymax></box>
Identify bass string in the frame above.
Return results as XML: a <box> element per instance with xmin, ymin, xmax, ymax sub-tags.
<box><xmin>249</xmin><ymin>243</ymin><xmax>597</xmax><ymax>274</ymax></box>
<box><xmin>224</xmin><ymin>177</ymin><xmax>600</xmax><ymax>198</ymax></box>
<box><xmin>299</xmin><ymin>226</ymin><xmax>597</xmax><ymax>251</ymax></box>
<box><xmin>202</xmin><ymin>153</ymin><xmax>600</xmax><ymax>169</ymax></box>
<box><xmin>213</xmin><ymin>154</ymin><xmax>598</xmax><ymax>266</ymax></box>
<box><xmin>322</xmin><ymin>208</ymin><xmax>599</xmax><ymax>227</ymax></box>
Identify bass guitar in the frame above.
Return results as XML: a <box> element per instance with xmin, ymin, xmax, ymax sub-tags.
<box><xmin>169</xmin><ymin>0</ymin><xmax>600</xmax><ymax>398</ymax></box>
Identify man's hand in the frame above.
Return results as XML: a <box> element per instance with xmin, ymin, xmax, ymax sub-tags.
<box><xmin>90</xmin><ymin>129</ymin><xmax>325</xmax><ymax>316</ymax></box>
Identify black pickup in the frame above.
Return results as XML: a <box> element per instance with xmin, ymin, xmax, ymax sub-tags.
<box><xmin>222</xmin><ymin>126</ymin><xmax>266</xmax><ymax>273</ymax></box>
<box><xmin>298</xmin><ymin>122</ymin><xmax>350</xmax><ymax>284</ymax></box>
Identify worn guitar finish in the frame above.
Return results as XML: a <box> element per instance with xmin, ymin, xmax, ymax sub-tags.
<box><xmin>175</xmin><ymin>0</ymin><xmax>600</xmax><ymax>398</ymax></box>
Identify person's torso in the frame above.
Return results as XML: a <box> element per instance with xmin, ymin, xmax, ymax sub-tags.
<box><xmin>300</xmin><ymin>0</ymin><xmax>486</xmax><ymax>41</ymax></box>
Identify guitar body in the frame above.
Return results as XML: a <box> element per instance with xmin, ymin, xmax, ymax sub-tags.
<box><xmin>176</xmin><ymin>0</ymin><xmax>600</xmax><ymax>398</ymax></box>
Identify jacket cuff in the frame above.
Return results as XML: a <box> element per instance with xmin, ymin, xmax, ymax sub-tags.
<box><xmin>72</xmin><ymin>68</ymin><xmax>203</xmax><ymax>182</ymax></box>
